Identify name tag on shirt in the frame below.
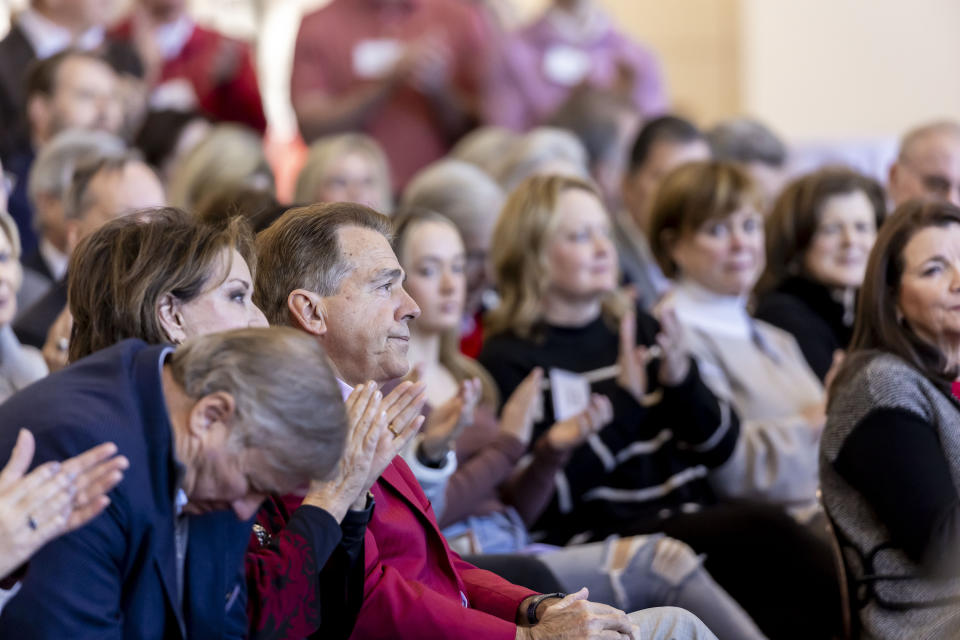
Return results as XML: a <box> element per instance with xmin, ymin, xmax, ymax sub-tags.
<box><xmin>353</xmin><ymin>39</ymin><xmax>403</xmax><ymax>78</ymax></box>
<box><xmin>549</xmin><ymin>368</ymin><xmax>591</xmax><ymax>421</ymax></box>
<box><xmin>543</xmin><ymin>45</ymin><xmax>592</xmax><ymax>86</ymax></box>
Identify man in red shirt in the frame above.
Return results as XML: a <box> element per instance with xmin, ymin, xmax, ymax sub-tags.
<box><xmin>110</xmin><ymin>0</ymin><xmax>266</xmax><ymax>133</ymax></box>
<box><xmin>290</xmin><ymin>0</ymin><xmax>490</xmax><ymax>189</ymax></box>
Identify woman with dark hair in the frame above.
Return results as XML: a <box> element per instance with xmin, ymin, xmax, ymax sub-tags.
<box><xmin>755</xmin><ymin>167</ymin><xmax>886</xmax><ymax>380</ymax></box>
<box><xmin>821</xmin><ymin>200</ymin><xmax>960</xmax><ymax>639</ymax></box>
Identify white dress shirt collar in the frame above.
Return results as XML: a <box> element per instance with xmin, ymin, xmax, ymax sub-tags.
<box><xmin>17</xmin><ymin>8</ymin><xmax>105</xmax><ymax>59</ymax></box>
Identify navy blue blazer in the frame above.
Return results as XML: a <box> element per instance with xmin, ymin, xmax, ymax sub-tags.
<box><xmin>0</xmin><ymin>339</ymin><xmax>250</xmax><ymax>639</ymax></box>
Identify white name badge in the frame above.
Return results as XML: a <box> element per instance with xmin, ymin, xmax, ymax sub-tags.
<box><xmin>549</xmin><ymin>368</ymin><xmax>591</xmax><ymax>422</ymax></box>
<box><xmin>542</xmin><ymin>45</ymin><xmax>591</xmax><ymax>87</ymax></box>
<box><xmin>149</xmin><ymin>78</ymin><xmax>198</xmax><ymax>111</ymax></box>
<box><xmin>353</xmin><ymin>39</ymin><xmax>403</xmax><ymax>79</ymax></box>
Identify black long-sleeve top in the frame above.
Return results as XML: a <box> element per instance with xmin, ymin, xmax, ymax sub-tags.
<box><xmin>478</xmin><ymin>309</ymin><xmax>739</xmax><ymax>543</ymax></box>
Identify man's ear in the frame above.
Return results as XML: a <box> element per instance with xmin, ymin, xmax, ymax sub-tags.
<box><xmin>287</xmin><ymin>289</ymin><xmax>328</xmax><ymax>336</ymax></box>
<box><xmin>187</xmin><ymin>391</ymin><xmax>236</xmax><ymax>439</ymax></box>
<box><xmin>157</xmin><ymin>293</ymin><xmax>187</xmax><ymax>344</ymax></box>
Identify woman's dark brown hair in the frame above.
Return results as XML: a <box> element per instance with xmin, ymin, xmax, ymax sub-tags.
<box><xmin>647</xmin><ymin>161</ymin><xmax>762</xmax><ymax>277</ymax></box>
<box><xmin>756</xmin><ymin>166</ymin><xmax>886</xmax><ymax>294</ymax></box>
<box><xmin>68</xmin><ymin>207</ymin><xmax>256</xmax><ymax>362</ymax></box>
<box><xmin>833</xmin><ymin>200</ymin><xmax>960</xmax><ymax>396</ymax></box>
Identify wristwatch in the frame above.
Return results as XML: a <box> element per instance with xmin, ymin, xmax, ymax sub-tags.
<box><xmin>526</xmin><ymin>592</ymin><xmax>566</xmax><ymax>625</ymax></box>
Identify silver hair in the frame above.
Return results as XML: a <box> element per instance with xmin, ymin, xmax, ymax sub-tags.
<box><xmin>494</xmin><ymin>127</ymin><xmax>591</xmax><ymax>192</ymax></box>
<box><xmin>169</xmin><ymin>327</ymin><xmax>347</xmax><ymax>485</ymax></box>
<box><xmin>401</xmin><ymin>159</ymin><xmax>505</xmax><ymax>237</ymax></box>
<box><xmin>707</xmin><ymin>118</ymin><xmax>787</xmax><ymax>168</ymax></box>
<box><xmin>27</xmin><ymin>129</ymin><xmax>125</xmax><ymax>210</ymax></box>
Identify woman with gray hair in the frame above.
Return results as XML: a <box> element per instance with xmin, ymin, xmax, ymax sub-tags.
<box><xmin>294</xmin><ymin>133</ymin><xmax>392</xmax><ymax>214</ymax></box>
<box><xmin>494</xmin><ymin>127</ymin><xmax>591</xmax><ymax>192</ymax></box>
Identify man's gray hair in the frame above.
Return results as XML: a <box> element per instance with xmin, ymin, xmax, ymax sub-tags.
<box><xmin>707</xmin><ymin>118</ymin><xmax>787</xmax><ymax>168</ymax></box>
<box><xmin>27</xmin><ymin>129</ymin><xmax>125</xmax><ymax>209</ymax></box>
<box><xmin>402</xmin><ymin>159</ymin><xmax>505</xmax><ymax>237</ymax></box>
<box><xmin>169</xmin><ymin>327</ymin><xmax>348</xmax><ymax>484</ymax></box>
<box><xmin>494</xmin><ymin>127</ymin><xmax>590</xmax><ymax>192</ymax></box>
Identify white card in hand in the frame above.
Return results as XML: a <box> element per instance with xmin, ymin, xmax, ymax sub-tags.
<box><xmin>542</xmin><ymin>45</ymin><xmax>591</xmax><ymax>86</ymax></box>
<box><xmin>353</xmin><ymin>39</ymin><xmax>403</xmax><ymax>78</ymax></box>
<box><xmin>549</xmin><ymin>368</ymin><xmax>591</xmax><ymax>421</ymax></box>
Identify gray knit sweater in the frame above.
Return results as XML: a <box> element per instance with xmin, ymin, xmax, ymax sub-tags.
<box><xmin>820</xmin><ymin>351</ymin><xmax>960</xmax><ymax>639</ymax></box>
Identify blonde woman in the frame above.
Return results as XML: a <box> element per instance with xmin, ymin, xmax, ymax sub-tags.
<box><xmin>166</xmin><ymin>124</ymin><xmax>274</xmax><ymax>211</ymax></box>
<box><xmin>394</xmin><ymin>208</ymin><xmax>764</xmax><ymax>640</ymax></box>
<box><xmin>294</xmin><ymin>133</ymin><xmax>392</xmax><ymax>214</ymax></box>
<box><xmin>478</xmin><ymin>174</ymin><xmax>840</xmax><ymax>640</ymax></box>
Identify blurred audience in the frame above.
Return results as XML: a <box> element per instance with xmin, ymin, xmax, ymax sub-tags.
<box><xmin>166</xmin><ymin>123</ymin><xmax>272</xmax><ymax>211</ymax></box>
<box><xmin>755</xmin><ymin>167</ymin><xmax>886</xmax><ymax>380</ymax></box>
<box><xmin>448</xmin><ymin>125</ymin><xmax>517</xmax><ymax>178</ymax></box>
<box><xmin>20</xmin><ymin>129</ymin><xmax>124</xmax><ymax>311</ymax></box>
<box><xmin>822</xmin><ymin>200</ymin><xmax>960</xmax><ymax>639</ymax></box>
<box><xmin>401</xmin><ymin>159</ymin><xmax>505</xmax><ymax>357</ymax></box>
<box><xmin>6</xmin><ymin>50</ymin><xmax>124</xmax><ymax>254</ymax></box>
<box><xmin>110</xmin><ymin>0</ymin><xmax>266</xmax><ymax>132</ymax></box>
<box><xmin>495</xmin><ymin>126</ymin><xmax>590</xmax><ymax>191</ymax></box>
<box><xmin>505</xmin><ymin>0</ymin><xmax>667</xmax><ymax>130</ymax></box>
<box><xmin>290</xmin><ymin>0</ymin><xmax>490</xmax><ymax>188</ymax></box>
<box><xmin>0</xmin><ymin>327</ymin><xmax>346</xmax><ymax>638</ymax></box>
<box><xmin>616</xmin><ymin>115</ymin><xmax>710</xmax><ymax>309</ymax></box>
<box><xmin>479</xmin><ymin>173</ymin><xmax>838</xmax><ymax>639</ymax></box>
<box><xmin>648</xmin><ymin>161</ymin><xmax>824</xmax><ymax>511</ymax></box>
<box><xmin>548</xmin><ymin>88</ymin><xmax>641</xmax><ymax>208</ymax></box>
<box><xmin>0</xmin><ymin>210</ymin><xmax>46</xmax><ymax>401</ymax></box>
<box><xmin>707</xmin><ymin>118</ymin><xmax>788</xmax><ymax>212</ymax></box>
<box><xmin>14</xmin><ymin>152</ymin><xmax>165</xmax><ymax>350</ymax></box>
<box><xmin>195</xmin><ymin>185</ymin><xmax>286</xmax><ymax>233</ymax></box>
<box><xmin>394</xmin><ymin>208</ymin><xmax>766</xmax><ymax>640</ymax></box>
<box><xmin>888</xmin><ymin>120</ymin><xmax>960</xmax><ymax>208</ymax></box>
<box><xmin>294</xmin><ymin>133</ymin><xmax>392</xmax><ymax>213</ymax></box>
<box><xmin>133</xmin><ymin>108</ymin><xmax>210</xmax><ymax>185</ymax></box>
<box><xmin>0</xmin><ymin>0</ymin><xmax>138</xmax><ymax>161</ymax></box>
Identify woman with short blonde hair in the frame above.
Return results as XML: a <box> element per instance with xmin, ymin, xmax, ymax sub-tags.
<box><xmin>294</xmin><ymin>133</ymin><xmax>392</xmax><ymax>214</ymax></box>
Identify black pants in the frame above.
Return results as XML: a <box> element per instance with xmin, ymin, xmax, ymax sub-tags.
<box><xmin>606</xmin><ymin>501</ymin><xmax>841</xmax><ymax>640</ymax></box>
<box><xmin>463</xmin><ymin>553</ymin><xmax>564</xmax><ymax>594</ymax></box>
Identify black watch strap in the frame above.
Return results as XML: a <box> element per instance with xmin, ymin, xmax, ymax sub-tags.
<box><xmin>526</xmin><ymin>592</ymin><xmax>566</xmax><ymax>625</ymax></box>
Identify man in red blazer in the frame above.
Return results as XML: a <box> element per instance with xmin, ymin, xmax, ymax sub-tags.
<box><xmin>109</xmin><ymin>0</ymin><xmax>266</xmax><ymax>133</ymax></box>
<box><xmin>253</xmin><ymin>202</ymin><xmax>718</xmax><ymax>640</ymax></box>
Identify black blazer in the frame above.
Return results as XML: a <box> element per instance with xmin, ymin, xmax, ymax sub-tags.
<box><xmin>13</xmin><ymin>274</ymin><xmax>66</xmax><ymax>349</ymax></box>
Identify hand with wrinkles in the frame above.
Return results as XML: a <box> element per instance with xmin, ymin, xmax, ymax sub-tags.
<box><xmin>0</xmin><ymin>429</ymin><xmax>129</xmax><ymax>580</ymax></box>
<box><xmin>363</xmin><ymin>380</ymin><xmax>427</xmax><ymax>492</ymax></box>
<box><xmin>301</xmin><ymin>382</ymin><xmax>389</xmax><ymax>520</ymax></box>
<box><xmin>516</xmin><ymin>588</ymin><xmax>640</xmax><ymax>640</ymax></box>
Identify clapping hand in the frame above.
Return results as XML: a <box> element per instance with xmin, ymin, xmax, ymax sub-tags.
<box><xmin>0</xmin><ymin>429</ymin><xmax>128</xmax><ymax>580</ymax></box>
<box><xmin>545</xmin><ymin>394</ymin><xmax>613</xmax><ymax>452</ymax></box>
<box><xmin>652</xmin><ymin>304</ymin><xmax>691</xmax><ymax>387</ymax></box>
<box><xmin>419</xmin><ymin>378</ymin><xmax>482</xmax><ymax>463</ymax></box>
<box><xmin>497</xmin><ymin>368</ymin><xmax>543</xmax><ymax>446</ymax></box>
<box><xmin>301</xmin><ymin>382</ymin><xmax>389</xmax><ymax>520</ymax></box>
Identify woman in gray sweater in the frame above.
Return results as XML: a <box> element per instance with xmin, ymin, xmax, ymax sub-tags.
<box><xmin>822</xmin><ymin>200</ymin><xmax>960</xmax><ymax>639</ymax></box>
